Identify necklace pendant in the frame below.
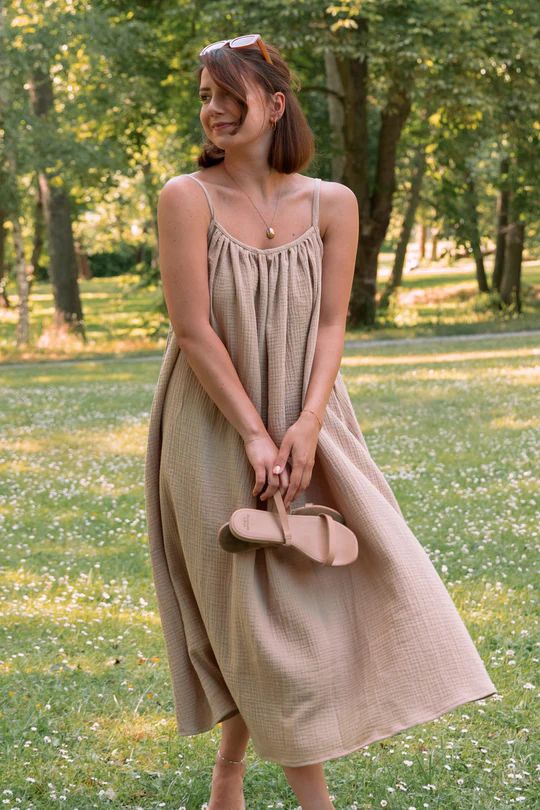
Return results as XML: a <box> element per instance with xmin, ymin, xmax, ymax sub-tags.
<box><xmin>266</xmin><ymin>226</ymin><xmax>275</xmax><ymax>239</ymax></box>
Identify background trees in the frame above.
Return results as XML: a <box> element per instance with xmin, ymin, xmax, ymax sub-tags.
<box><xmin>1</xmin><ymin>0</ymin><xmax>539</xmax><ymax>347</ymax></box>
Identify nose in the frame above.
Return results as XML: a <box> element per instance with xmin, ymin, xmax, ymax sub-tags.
<box><xmin>204</xmin><ymin>97</ymin><xmax>225</xmax><ymax>118</ymax></box>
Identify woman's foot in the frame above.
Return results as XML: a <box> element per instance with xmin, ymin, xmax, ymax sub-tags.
<box><xmin>207</xmin><ymin>751</ymin><xmax>246</xmax><ymax>810</ymax></box>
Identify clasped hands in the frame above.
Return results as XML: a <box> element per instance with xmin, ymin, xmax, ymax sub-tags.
<box><xmin>243</xmin><ymin>411</ymin><xmax>322</xmax><ymax>510</ymax></box>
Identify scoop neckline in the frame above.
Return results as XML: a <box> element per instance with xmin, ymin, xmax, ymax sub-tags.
<box><xmin>211</xmin><ymin>219</ymin><xmax>322</xmax><ymax>255</ymax></box>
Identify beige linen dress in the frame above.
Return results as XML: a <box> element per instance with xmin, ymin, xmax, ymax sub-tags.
<box><xmin>144</xmin><ymin>172</ymin><xmax>497</xmax><ymax>767</ymax></box>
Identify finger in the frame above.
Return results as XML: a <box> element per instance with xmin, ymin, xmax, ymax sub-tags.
<box><xmin>272</xmin><ymin>440</ymin><xmax>292</xmax><ymax>477</ymax></box>
<box><xmin>252</xmin><ymin>467</ymin><xmax>267</xmax><ymax>497</ymax></box>
<box><xmin>299</xmin><ymin>463</ymin><xmax>313</xmax><ymax>495</ymax></box>
<box><xmin>284</xmin><ymin>464</ymin><xmax>305</xmax><ymax>508</ymax></box>
<box><xmin>276</xmin><ymin>462</ymin><xmax>291</xmax><ymax>496</ymax></box>
<box><xmin>279</xmin><ymin>469</ymin><xmax>290</xmax><ymax>494</ymax></box>
<box><xmin>259</xmin><ymin>469</ymin><xmax>281</xmax><ymax>501</ymax></box>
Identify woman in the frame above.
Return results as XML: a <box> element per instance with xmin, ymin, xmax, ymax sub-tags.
<box><xmin>144</xmin><ymin>35</ymin><xmax>497</xmax><ymax>809</ymax></box>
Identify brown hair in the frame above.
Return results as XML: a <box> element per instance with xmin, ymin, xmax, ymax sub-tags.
<box><xmin>196</xmin><ymin>41</ymin><xmax>315</xmax><ymax>174</ymax></box>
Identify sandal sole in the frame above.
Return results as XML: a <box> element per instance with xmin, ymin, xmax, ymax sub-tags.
<box><xmin>227</xmin><ymin>510</ymin><xmax>357</xmax><ymax>566</ymax></box>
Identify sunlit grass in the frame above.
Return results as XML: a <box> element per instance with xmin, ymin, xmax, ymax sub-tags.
<box><xmin>347</xmin><ymin>258</ymin><xmax>540</xmax><ymax>341</ymax></box>
<box><xmin>0</xmin><ymin>333</ymin><xmax>538</xmax><ymax>808</ymax></box>
<box><xmin>0</xmin><ymin>274</ymin><xmax>167</xmax><ymax>363</ymax></box>
<box><xmin>1</xmin><ymin>259</ymin><xmax>539</xmax><ymax>363</ymax></box>
<box><xmin>342</xmin><ymin>345</ymin><xmax>540</xmax><ymax>367</ymax></box>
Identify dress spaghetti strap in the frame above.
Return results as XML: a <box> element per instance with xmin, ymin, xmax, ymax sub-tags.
<box><xmin>185</xmin><ymin>173</ymin><xmax>215</xmax><ymax>221</ymax></box>
<box><xmin>187</xmin><ymin>172</ymin><xmax>319</xmax><ymax>234</ymax></box>
<box><xmin>312</xmin><ymin>177</ymin><xmax>321</xmax><ymax>228</ymax></box>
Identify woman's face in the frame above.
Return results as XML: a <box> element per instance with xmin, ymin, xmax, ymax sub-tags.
<box><xmin>199</xmin><ymin>66</ymin><xmax>279</xmax><ymax>149</ymax></box>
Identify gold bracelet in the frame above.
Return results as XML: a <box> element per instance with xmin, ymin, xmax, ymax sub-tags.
<box><xmin>301</xmin><ymin>408</ymin><xmax>323</xmax><ymax>429</ymax></box>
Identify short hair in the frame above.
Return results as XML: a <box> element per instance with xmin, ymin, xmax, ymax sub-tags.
<box><xmin>196</xmin><ymin>40</ymin><xmax>315</xmax><ymax>173</ymax></box>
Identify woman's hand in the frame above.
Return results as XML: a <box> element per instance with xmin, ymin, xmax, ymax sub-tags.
<box><xmin>243</xmin><ymin>434</ymin><xmax>291</xmax><ymax>503</ymax></box>
<box><xmin>269</xmin><ymin>411</ymin><xmax>321</xmax><ymax>509</ymax></box>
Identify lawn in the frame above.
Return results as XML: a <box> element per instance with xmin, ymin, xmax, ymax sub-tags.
<box><xmin>0</xmin><ymin>332</ymin><xmax>538</xmax><ymax>808</ymax></box>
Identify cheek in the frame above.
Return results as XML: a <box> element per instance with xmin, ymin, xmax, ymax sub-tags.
<box><xmin>245</xmin><ymin>110</ymin><xmax>264</xmax><ymax>130</ymax></box>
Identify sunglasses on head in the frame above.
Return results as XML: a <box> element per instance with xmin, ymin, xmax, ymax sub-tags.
<box><xmin>199</xmin><ymin>34</ymin><xmax>273</xmax><ymax>64</ymax></box>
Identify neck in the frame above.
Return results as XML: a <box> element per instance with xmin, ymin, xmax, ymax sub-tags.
<box><xmin>222</xmin><ymin>155</ymin><xmax>285</xmax><ymax>200</ymax></box>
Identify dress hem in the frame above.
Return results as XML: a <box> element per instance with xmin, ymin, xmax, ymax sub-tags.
<box><xmin>173</xmin><ymin>685</ymin><xmax>498</xmax><ymax>768</ymax></box>
<box><xmin>253</xmin><ymin>685</ymin><xmax>498</xmax><ymax>767</ymax></box>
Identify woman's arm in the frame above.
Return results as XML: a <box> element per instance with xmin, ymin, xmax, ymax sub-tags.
<box><xmin>157</xmin><ymin>175</ymin><xmax>268</xmax><ymax>444</ymax></box>
<box><xmin>269</xmin><ymin>181</ymin><xmax>359</xmax><ymax>507</ymax></box>
<box><xmin>302</xmin><ymin>181</ymin><xmax>359</xmax><ymax>424</ymax></box>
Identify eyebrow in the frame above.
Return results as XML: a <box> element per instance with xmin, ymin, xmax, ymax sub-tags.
<box><xmin>199</xmin><ymin>86</ymin><xmax>211</xmax><ymax>91</ymax></box>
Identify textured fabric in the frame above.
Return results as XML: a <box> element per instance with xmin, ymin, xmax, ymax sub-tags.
<box><xmin>144</xmin><ymin>173</ymin><xmax>497</xmax><ymax>767</ymax></box>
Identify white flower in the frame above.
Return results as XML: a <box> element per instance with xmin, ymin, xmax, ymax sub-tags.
<box><xmin>98</xmin><ymin>788</ymin><xmax>116</xmax><ymax>800</ymax></box>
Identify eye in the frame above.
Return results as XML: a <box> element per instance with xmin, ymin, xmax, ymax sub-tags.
<box><xmin>199</xmin><ymin>94</ymin><xmax>209</xmax><ymax>103</ymax></box>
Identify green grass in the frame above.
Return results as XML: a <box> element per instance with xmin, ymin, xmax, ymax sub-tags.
<box><xmin>1</xmin><ymin>333</ymin><xmax>538</xmax><ymax>808</ymax></box>
<box><xmin>1</xmin><ymin>257</ymin><xmax>539</xmax><ymax>363</ymax></box>
<box><xmin>348</xmin><ymin>257</ymin><xmax>540</xmax><ymax>342</ymax></box>
<box><xmin>0</xmin><ymin>274</ymin><xmax>165</xmax><ymax>363</ymax></box>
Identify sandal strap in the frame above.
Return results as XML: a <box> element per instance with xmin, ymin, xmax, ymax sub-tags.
<box><xmin>273</xmin><ymin>490</ymin><xmax>292</xmax><ymax>544</ymax></box>
<box><xmin>273</xmin><ymin>492</ymin><xmax>337</xmax><ymax>564</ymax></box>
<box><xmin>321</xmin><ymin>513</ymin><xmax>336</xmax><ymax>565</ymax></box>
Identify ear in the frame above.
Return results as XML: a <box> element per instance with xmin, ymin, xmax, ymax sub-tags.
<box><xmin>273</xmin><ymin>91</ymin><xmax>286</xmax><ymax>116</ymax></box>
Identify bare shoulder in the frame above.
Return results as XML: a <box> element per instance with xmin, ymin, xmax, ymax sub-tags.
<box><xmin>320</xmin><ymin>178</ymin><xmax>358</xmax><ymax>213</ymax></box>
<box><xmin>159</xmin><ymin>174</ymin><xmax>202</xmax><ymax>204</ymax></box>
<box><xmin>319</xmin><ymin>179</ymin><xmax>359</xmax><ymax>240</ymax></box>
<box><xmin>158</xmin><ymin>174</ymin><xmax>210</xmax><ymax>231</ymax></box>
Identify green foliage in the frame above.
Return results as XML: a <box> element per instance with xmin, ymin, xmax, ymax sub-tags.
<box><xmin>1</xmin><ymin>0</ymin><xmax>540</xmax><ymax>335</ymax></box>
<box><xmin>88</xmin><ymin>245</ymin><xmax>145</xmax><ymax>277</ymax></box>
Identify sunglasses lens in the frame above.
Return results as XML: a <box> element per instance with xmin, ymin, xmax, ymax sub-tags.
<box><xmin>200</xmin><ymin>40</ymin><xmax>229</xmax><ymax>55</ymax></box>
<box><xmin>231</xmin><ymin>34</ymin><xmax>259</xmax><ymax>47</ymax></box>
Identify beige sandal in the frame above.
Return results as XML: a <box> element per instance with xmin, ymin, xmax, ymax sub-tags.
<box><xmin>291</xmin><ymin>502</ymin><xmax>346</xmax><ymax>524</ymax></box>
<box><xmin>218</xmin><ymin>490</ymin><xmax>357</xmax><ymax>566</ymax></box>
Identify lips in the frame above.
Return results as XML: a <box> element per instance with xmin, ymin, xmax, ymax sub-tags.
<box><xmin>213</xmin><ymin>122</ymin><xmax>234</xmax><ymax>129</ymax></box>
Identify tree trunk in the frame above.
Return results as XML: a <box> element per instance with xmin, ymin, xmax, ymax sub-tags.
<box><xmin>1</xmin><ymin>137</ymin><xmax>30</xmax><ymax>341</ymax></box>
<box><xmin>0</xmin><ymin>206</ymin><xmax>9</xmax><ymax>307</ymax></box>
<box><xmin>13</xmin><ymin>214</ymin><xmax>30</xmax><ymax>345</ymax></box>
<box><xmin>0</xmin><ymin>7</ymin><xmax>12</xmax><ymax>310</ymax></box>
<box><xmin>141</xmin><ymin>160</ymin><xmax>160</xmax><ymax>276</ymax></box>
<box><xmin>352</xmin><ymin>84</ymin><xmax>411</xmax><ymax>323</ymax></box>
<box><xmin>323</xmin><ymin>50</ymin><xmax>346</xmax><ymax>182</ymax></box>
<box><xmin>37</xmin><ymin>173</ymin><xmax>85</xmax><ymax>332</ymax></box>
<box><xmin>430</xmin><ymin>227</ymin><xmax>439</xmax><ymax>261</ymax></box>
<box><xmin>75</xmin><ymin>241</ymin><xmax>92</xmax><ymax>280</ymax></box>
<box><xmin>492</xmin><ymin>156</ymin><xmax>510</xmax><ymax>292</ymax></box>
<box><xmin>500</xmin><ymin>220</ymin><xmax>524</xmax><ymax>311</ymax></box>
<box><xmin>30</xmin><ymin>174</ymin><xmax>45</xmax><ymax>293</ymax></box>
<box><xmin>28</xmin><ymin>67</ymin><xmax>85</xmax><ymax>337</ymax></box>
<box><xmin>418</xmin><ymin>221</ymin><xmax>426</xmax><ymax>260</ymax></box>
<box><xmin>465</xmin><ymin>175</ymin><xmax>489</xmax><ymax>293</ymax></box>
<box><xmin>381</xmin><ymin>146</ymin><xmax>426</xmax><ymax>307</ymax></box>
<box><xmin>0</xmin><ymin>8</ymin><xmax>29</xmax><ymax>340</ymax></box>
<box><xmin>337</xmin><ymin>24</ymin><xmax>412</xmax><ymax>325</ymax></box>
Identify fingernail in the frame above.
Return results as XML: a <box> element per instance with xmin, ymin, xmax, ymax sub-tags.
<box><xmin>273</xmin><ymin>465</ymin><xmax>281</xmax><ymax>473</ymax></box>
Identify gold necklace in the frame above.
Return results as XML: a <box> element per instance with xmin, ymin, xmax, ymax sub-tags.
<box><xmin>222</xmin><ymin>164</ymin><xmax>284</xmax><ymax>239</ymax></box>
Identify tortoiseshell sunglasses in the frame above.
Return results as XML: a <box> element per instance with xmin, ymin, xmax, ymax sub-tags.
<box><xmin>199</xmin><ymin>34</ymin><xmax>273</xmax><ymax>64</ymax></box>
